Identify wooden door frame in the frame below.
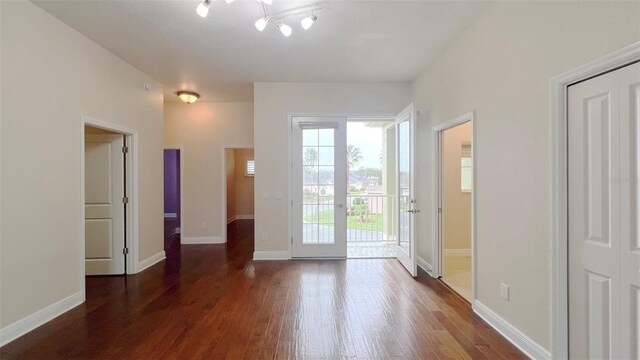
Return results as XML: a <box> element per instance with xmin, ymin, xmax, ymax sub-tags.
<box><xmin>431</xmin><ymin>111</ymin><xmax>476</xmax><ymax>301</ymax></box>
<box><xmin>163</xmin><ymin>146</ymin><xmax>184</xmax><ymax>240</ymax></box>
<box><xmin>222</xmin><ymin>145</ymin><xmax>254</xmax><ymax>243</ymax></box>
<box><xmin>80</xmin><ymin>116</ymin><xmax>139</xmax><ymax>286</ymax></box>
<box><xmin>550</xmin><ymin>41</ymin><xmax>640</xmax><ymax>359</ymax></box>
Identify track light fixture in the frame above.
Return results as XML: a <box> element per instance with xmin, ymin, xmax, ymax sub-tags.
<box><xmin>278</xmin><ymin>22</ymin><xmax>293</xmax><ymax>37</ymax></box>
<box><xmin>301</xmin><ymin>14</ymin><xmax>317</xmax><ymax>30</ymax></box>
<box><xmin>195</xmin><ymin>0</ymin><xmax>322</xmax><ymax>39</ymax></box>
<box><xmin>196</xmin><ymin>0</ymin><xmax>212</xmax><ymax>18</ymax></box>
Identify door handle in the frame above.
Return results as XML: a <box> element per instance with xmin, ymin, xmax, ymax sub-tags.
<box><xmin>336</xmin><ymin>203</ymin><xmax>344</xmax><ymax>208</ymax></box>
<box><xmin>406</xmin><ymin>209</ymin><xmax>421</xmax><ymax>213</ymax></box>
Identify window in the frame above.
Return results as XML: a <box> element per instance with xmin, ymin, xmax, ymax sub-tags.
<box><xmin>246</xmin><ymin>159</ymin><xmax>255</xmax><ymax>177</ymax></box>
<box><xmin>461</xmin><ymin>142</ymin><xmax>472</xmax><ymax>192</ymax></box>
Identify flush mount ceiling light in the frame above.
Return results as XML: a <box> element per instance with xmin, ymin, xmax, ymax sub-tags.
<box><xmin>177</xmin><ymin>91</ymin><xmax>200</xmax><ymax>104</ymax></box>
<box><xmin>196</xmin><ymin>0</ymin><xmax>212</xmax><ymax>17</ymax></box>
<box><xmin>194</xmin><ymin>0</ymin><xmax>323</xmax><ymax>39</ymax></box>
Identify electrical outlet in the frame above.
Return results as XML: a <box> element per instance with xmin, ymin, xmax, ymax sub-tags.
<box><xmin>261</xmin><ymin>232</ymin><xmax>268</xmax><ymax>241</ymax></box>
<box><xmin>500</xmin><ymin>283</ymin><xmax>510</xmax><ymax>301</ymax></box>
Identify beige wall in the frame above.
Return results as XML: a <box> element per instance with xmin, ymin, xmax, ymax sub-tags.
<box><xmin>164</xmin><ymin>102</ymin><xmax>253</xmax><ymax>241</ymax></box>
<box><xmin>443</xmin><ymin>122</ymin><xmax>472</xmax><ymax>250</ymax></box>
<box><xmin>254</xmin><ymin>82</ymin><xmax>411</xmax><ymax>253</ymax></box>
<box><xmin>1</xmin><ymin>0</ymin><xmax>164</xmax><ymax>329</ymax></box>
<box><xmin>225</xmin><ymin>149</ymin><xmax>236</xmax><ymax>221</ymax></box>
<box><xmin>411</xmin><ymin>0</ymin><xmax>640</xmax><ymax>350</ymax></box>
<box><xmin>234</xmin><ymin>149</ymin><xmax>255</xmax><ymax>217</ymax></box>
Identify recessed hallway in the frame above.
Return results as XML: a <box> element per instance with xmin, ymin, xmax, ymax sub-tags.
<box><xmin>0</xmin><ymin>220</ymin><xmax>525</xmax><ymax>359</ymax></box>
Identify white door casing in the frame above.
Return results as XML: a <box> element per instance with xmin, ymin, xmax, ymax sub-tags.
<box><xmin>395</xmin><ymin>103</ymin><xmax>418</xmax><ymax>276</ymax></box>
<box><xmin>292</xmin><ymin>116</ymin><xmax>347</xmax><ymax>258</ymax></box>
<box><xmin>568</xmin><ymin>61</ymin><xmax>640</xmax><ymax>359</ymax></box>
<box><xmin>85</xmin><ymin>134</ymin><xmax>126</xmax><ymax>275</ymax></box>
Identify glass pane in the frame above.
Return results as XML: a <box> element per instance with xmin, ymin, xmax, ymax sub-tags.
<box><xmin>318</xmin><ymin>147</ymin><xmax>334</xmax><ymax>166</ymax></box>
<box><xmin>398</xmin><ymin>120</ymin><xmax>410</xmax><ymax>254</ymax></box>
<box><xmin>303</xmin><ymin>223</ymin><xmax>318</xmax><ymax>244</ymax></box>
<box><xmin>318</xmin><ymin>129</ymin><xmax>334</xmax><ymax>146</ymax></box>
<box><xmin>318</xmin><ymin>167</ymin><xmax>335</xmax><ymax>185</ymax></box>
<box><xmin>303</xmin><ymin>147</ymin><xmax>319</xmax><ymax>165</ymax></box>
<box><xmin>303</xmin><ymin>166</ymin><xmax>318</xmax><ymax>185</ymax></box>
<box><xmin>303</xmin><ymin>129</ymin><xmax>318</xmax><ymax>146</ymax></box>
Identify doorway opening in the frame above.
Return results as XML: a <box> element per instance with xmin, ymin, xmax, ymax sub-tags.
<box><xmin>224</xmin><ymin>147</ymin><xmax>255</xmax><ymax>242</ymax></box>
<box><xmin>433</xmin><ymin>113</ymin><xmax>474</xmax><ymax>302</ymax></box>
<box><xmin>164</xmin><ymin>148</ymin><xmax>182</xmax><ymax>254</ymax></box>
<box><xmin>83</xmin><ymin>122</ymin><xmax>135</xmax><ymax>277</ymax></box>
<box><xmin>345</xmin><ymin>119</ymin><xmax>396</xmax><ymax>258</ymax></box>
<box><xmin>290</xmin><ymin>104</ymin><xmax>418</xmax><ymax>275</ymax></box>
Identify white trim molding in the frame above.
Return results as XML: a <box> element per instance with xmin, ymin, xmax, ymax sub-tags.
<box><xmin>549</xmin><ymin>41</ymin><xmax>640</xmax><ymax>359</ymax></box>
<box><xmin>0</xmin><ymin>291</ymin><xmax>84</xmax><ymax>347</ymax></box>
<box><xmin>253</xmin><ymin>251</ymin><xmax>290</xmax><ymax>260</ymax></box>
<box><xmin>137</xmin><ymin>251</ymin><xmax>166</xmax><ymax>273</ymax></box>
<box><xmin>473</xmin><ymin>300</ymin><xmax>551</xmax><ymax>360</ymax></box>
<box><xmin>182</xmin><ymin>236</ymin><xmax>225</xmax><ymax>244</ymax></box>
<box><xmin>417</xmin><ymin>256</ymin><xmax>434</xmax><ymax>277</ymax></box>
<box><xmin>443</xmin><ymin>248</ymin><xmax>471</xmax><ymax>257</ymax></box>
<box><xmin>235</xmin><ymin>215</ymin><xmax>255</xmax><ymax>220</ymax></box>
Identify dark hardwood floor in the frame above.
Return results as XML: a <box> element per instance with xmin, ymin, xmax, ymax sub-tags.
<box><xmin>1</xmin><ymin>220</ymin><xmax>525</xmax><ymax>359</ymax></box>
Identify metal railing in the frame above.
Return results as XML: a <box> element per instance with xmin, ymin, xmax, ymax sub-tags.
<box><xmin>346</xmin><ymin>194</ymin><xmax>396</xmax><ymax>243</ymax></box>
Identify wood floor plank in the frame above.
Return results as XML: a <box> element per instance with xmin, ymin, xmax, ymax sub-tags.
<box><xmin>0</xmin><ymin>220</ymin><xmax>525</xmax><ymax>359</ymax></box>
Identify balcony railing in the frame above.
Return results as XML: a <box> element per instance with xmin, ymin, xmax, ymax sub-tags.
<box><xmin>346</xmin><ymin>194</ymin><xmax>396</xmax><ymax>243</ymax></box>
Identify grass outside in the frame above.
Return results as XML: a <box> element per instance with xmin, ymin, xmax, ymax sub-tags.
<box><xmin>304</xmin><ymin>209</ymin><xmax>384</xmax><ymax>231</ymax></box>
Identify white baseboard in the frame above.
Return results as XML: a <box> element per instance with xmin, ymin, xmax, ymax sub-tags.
<box><xmin>182</xmin><ymin>236</ymin><xmax>225</xmax><ymax>244</ymax></box>
<box><xmin>226</xmin><ymin>215</ymin><xmax>237</xmax><ymax>224</ymax></box>
<box><xmin>417</xmin><ymin>256</ymin><xmax>435</xmax><ymax>277</ymax></box>
<box><xmin>444</xmin><ymin>248</ymin><xmax>471</xmax><ymax>257</ymax></box>
<box><xmin>0</xmin><ymin>291</ymin><xmax>84</xmax><ymax>347</ymax></box>
<box><xmin>473</xmin><ymin>300</ymin><xmax>551</xmax><ymax>360</ymax></box>
<box><xmin>137</xmin><ymin>250</ymin><xmax>166</xmax><ymax>273</ymax></box>
<box><xmin>253</xmin><ymin>251</ymin><xmax>290</xmax><ymax>260</ymax></box>
<box><xmin>164</xmin><ymin>213</ymin><xmax>177</xmax><ymax>218</ymax></box>
<box><xmin>236</xmin><ymin>215</ymin><xmax>254</xmax><ymax>220</ymax></box>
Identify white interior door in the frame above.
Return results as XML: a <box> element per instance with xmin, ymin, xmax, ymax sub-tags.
<box><xmin>395</xmin><ymin>103</ymin><xmax>418</xmax><ymax>276</ymax></box>
<box><xmin>85</xmin><ymin>134</ymin><xmax>126</xmax><ymax>275</ymax></box>
<box><xmin>568</xmin><ymin>61</ymin><xmax>640</xmax><ymax>359</ymax></box>
<box><xmin>292</xmin><ymin>117</ymin><xmax>347</xmax><ymax>258</ymax></box>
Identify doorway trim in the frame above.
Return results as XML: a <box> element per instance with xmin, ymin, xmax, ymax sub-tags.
<box><xmin>164</xmin><ymin>145</ymin><xmax>184</xmax><ymax>239</ymax></box>
<box><xmin>550</xmin><ymin>41</ymin><xmax>640</xmax><ymax>359</ymax></box>
<box><xmin>431</xmin><ymin>111</ymin><xmax>476</xmax><ymax>302</ymax></box>
<box><xmin>80</xmin><ymin>116</ymin><xmax>139</xmax><ymax>283</ymax></box>
<box><xmin>222</xmin><ymin>145</ymin><xmax>254</xmax><ymax>243</ymax></box>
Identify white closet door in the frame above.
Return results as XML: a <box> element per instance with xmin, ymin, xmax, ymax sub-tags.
<box><xmin>619</xmin><ymin>62</ymin><xmax>640</xmax><ymax>360</ymax></box>
<box><xmin>85</xmin><ymin>134</ymin><xmax>126</xmax><ymax>275</ymax></box>
<box><xmin>568</xmin><ymin>61</ymin><xmax>640</xmax><ymax>359</ymax></box>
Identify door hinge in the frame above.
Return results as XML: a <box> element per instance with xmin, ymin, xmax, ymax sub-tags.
<box><xmin>123</xmin><ymin>196</ymin><xmax>129</xmax><ymax>204</ymax></box>
<box><xmin>123</xmin><ymin>247</ymin><xmax>129</xmax><ymax>255</ymax></box>
<box><xmin>438</xmin><ymin>207</ymin><xmax>442</xmax><ymax>214</ymax></box>
<box><xmin>122</xmin><ymin>146</ymin><xmax>129</xmax><ymax>154</ymax></box>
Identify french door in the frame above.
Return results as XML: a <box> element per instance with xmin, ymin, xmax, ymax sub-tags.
<box><xmin>568</xmin><ymin>62</ymin><xmax>639</xmax><ymax>359</ymax></box>
<box><xmin>292</xmin><ymin>117</ymin><xmax>347</xmax><ymax>258</ymax></box>
<box><xmin>395</xmin><ymin>103</ymin><xmax>418</xmax><ymax>276</ymax></box>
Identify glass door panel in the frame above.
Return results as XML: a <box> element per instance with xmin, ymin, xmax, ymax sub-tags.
<box><xmin>395</xmin><ymin>104</ymin><xmax>418</xmax><ymax>276</ymax></box>
<box><xmin>293</xmin><ymin>117</ymin><xmax>347</xmax><ymax>257</ymax></box>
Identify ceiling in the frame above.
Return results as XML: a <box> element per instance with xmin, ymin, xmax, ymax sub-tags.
<box><xmin>34</xmin><ymin>0</ymin><xmax>487</xmax><ymax>102</ymax></box>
